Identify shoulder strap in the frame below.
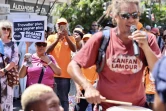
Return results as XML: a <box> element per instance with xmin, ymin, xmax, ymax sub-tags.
<box><xmin>96</xmin><ymin>29</ymin><xmax>111</xmax><ymax>73</ymax></box>
<box><xmin>38</xmin><ymin>67</ymin><xmax>44</xmax><ymax>83</ymax></box>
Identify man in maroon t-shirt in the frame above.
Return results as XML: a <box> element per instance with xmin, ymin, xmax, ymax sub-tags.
<box><xmin>67</xmin><ymin>0</ymin><xmax>161</xmax><ymax>110</ymax></box>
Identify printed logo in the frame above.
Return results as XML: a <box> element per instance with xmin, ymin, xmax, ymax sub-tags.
<box><xmin>13</xmin><ymin>32</ymin><xmax>22</xmax><ymax>40</ymax></box>
<box><xmin>107</xmin><ymin>55</ymin><xmax>143</xmax><ymax>74</ymax></box>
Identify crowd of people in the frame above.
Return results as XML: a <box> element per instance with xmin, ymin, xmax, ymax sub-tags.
<box><xmin>0</xmin><ymin>0</ymin><xmax>166</xmax><ymax>111</ymax></box>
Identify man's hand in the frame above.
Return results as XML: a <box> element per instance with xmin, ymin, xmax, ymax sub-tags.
<box><xmin>57</xmin><ymin>31</ymin><xmax>64</xmax><ymax>40</ymax></box>
<box><xmin>40</xmin><ymin>56</ymin><xmax>50</xmax><ymax>64</ymax></box>
<box><xmin>128</xmin><ymin>30</ymin><xmax>148</xmax><ymax>49</ymax></box>
<box><xmin>76</xmin><ymin>89</ymin><xmax>83</xmax><ymax>103</ymax></box>
<box><xmin>84</xmin><ymin>86</ymin><xmax>106</xmax><ymax>104</ymax></box>
<box><xmin>74</xmin><ymin>33</ymin><xmax>82</xmax><ymax>42</ymax></box>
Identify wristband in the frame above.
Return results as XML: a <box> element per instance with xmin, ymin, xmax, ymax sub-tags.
<box><xmin>3</xmin><ymin>68</ymin><xmax>8</xmax><ymax>73</ymax></box>
<box><xmin>48</xmin><ymin>61</ymin><xmax>52</xmax><ymax>65</ymax></box>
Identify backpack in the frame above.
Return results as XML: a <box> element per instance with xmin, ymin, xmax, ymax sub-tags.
<box><xmin>96</xmin><ymin>29</ymin><xmax>111</xmax><ymax>73</ymax></box>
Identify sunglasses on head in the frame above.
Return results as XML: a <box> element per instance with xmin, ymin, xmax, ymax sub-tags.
<box><xmin>36</xmin><ymin>42</ymin><xmax>47</xmax><ymax>47</ymax></box>
<box><xmin>2</xmin><ymin>27</ymin><xmax>10</xmax><ymax>31</ymax></box>
<box><xmin>119</xmin><ymin>12</ymin><xmax>140</xmax><ymax>20</ymax></box>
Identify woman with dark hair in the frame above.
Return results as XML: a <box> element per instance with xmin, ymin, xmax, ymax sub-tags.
<box><xmin>19</xmin><ymin>41</ymin><xmax>61</xmax><ymax>88</ymax></box>
<box><xmin>73</xmin><ymin>28</ymin><xmax>84</xmax><ymax>51</ymax></box>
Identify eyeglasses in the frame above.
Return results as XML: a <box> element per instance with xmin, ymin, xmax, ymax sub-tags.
<box><xmin>36</xmin><ymin>42</ymin><xmax>47</xmax><ymax>47</ymax></box>
<box><xmin>119</xmin><ymin>12</ymin><xmax>140</xmax><ymax>20</ymax></box>
<box><xmin>2</xmin><ymin>27</ymin><xmax>10</xmax><ymax>31</ymax></box>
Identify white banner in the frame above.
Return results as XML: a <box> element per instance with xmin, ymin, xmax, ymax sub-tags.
<box><xmin>12</xmin><ymin>19</ymin><xmax>45</xmax><ymax>42</ymax></box>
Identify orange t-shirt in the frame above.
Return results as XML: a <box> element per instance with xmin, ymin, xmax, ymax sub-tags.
<box><xmin>79</xmin><ymin>65</ymin><xmax>98</xmax><ymax>90</ymax></box>
<box><xmin>144</xmin><ymin>67</ymin><xmax>156</xmax><ymax>94</ymax></box>
<box><xmin>47</xmin><ymin>34</ymin><xmax>75</xmax><ymax>78</ymax></box>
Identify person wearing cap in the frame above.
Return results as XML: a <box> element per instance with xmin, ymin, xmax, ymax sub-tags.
<box><xmin>145</xmin><ymin>25</ymin><xmax>151</xmax><ymax>32</ymax></box>
<box><xmin>46</xmin><ymin>18</ymin><xmax>76</xmax><ymax>111</ymax></box>
<box><xmin>74</xmin><ymin>34</ymin><xmax>98</xmax><ymax>111</ymax></box>
<box><xmin>151</xmin><ymin>27</ymin><xmax>164</xmax><ymax>51</ymax></box>
<box><xmin>152</xmin><ymin>56</ymin><xmax>166</xmax><ymax>111</ymax></box>
<box><xmin>19</xmin><ymin>41</ymin><xmax>61</xmax><ymax>88</ymax></box>
<box><xmin>67</xmin><ymin>0</ymin><xmax>161</xmax><ymax>110</ymax></box>
<box><xmin>75</xmin><ymin>25</ymin><xmax>84</xmax><ymax>31</ymax></box>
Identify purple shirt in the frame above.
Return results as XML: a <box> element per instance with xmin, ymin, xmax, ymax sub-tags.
<box><xmin>26</xmin><ymin>54</ymin><xmax>56</xmax><ymax>88</ymax></box>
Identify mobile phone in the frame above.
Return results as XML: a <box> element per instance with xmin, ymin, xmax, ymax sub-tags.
<box><xmin>59</xmin><ymin>25</ymin><xmax>67</xmax><ymax>32</ymax></box>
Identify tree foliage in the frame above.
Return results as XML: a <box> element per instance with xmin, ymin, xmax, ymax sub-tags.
<box><xmin>52</xmin><ymin>0</ymin><xmax>110</xmax><ymax>32</ymax></box>
<box><xmin>140</xmin><ymin>1</ymin><xmax>166</xmax><ymax>27</ymax></box>
<box><xmin>52</xmin><ymin>0</ymin><xmax>166</xmax><ymax>31</ymax></box>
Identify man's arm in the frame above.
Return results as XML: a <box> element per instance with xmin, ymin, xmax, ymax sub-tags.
<box><xmin>67</xmin><ymin>60</ymin><xmax>105</xmax><ymax>104</ymax></box>
<box><xmin>46</xmin><ymin>37</ymin><xmax>59</xmax><ymax>54</ymax></box>
<box><xmin>129</xmin><ymin>31</ymin><xmax>160</xmax><ymax>71</ymax></box>
<box><xmin>68</xmin><ymin>60</ymin><xmax>91</xmax><ymax>90</ymax></box>
<box><xmin>142</xmin><ymin>45</ymin><xmax>158</xmax><ymax>71</ymax></box>
<box><xmin>64</xmin><ymin>30</ymin><xmax>76</xmax><ymax>52</ymax></box>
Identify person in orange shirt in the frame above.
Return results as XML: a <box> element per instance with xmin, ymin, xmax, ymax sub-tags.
<box><xmin>74</xmin><ymin>34</ymin><xmax>98</xmax><ymax>111</ymax></box>
<box><xmin>144</xmin><ymin>66</ymin><xmax>156</xmax><ymax>109</ymax></box>
<box><xmin>46</xmin><ymin>18</ymin><xmax>76</xmax><ymax>111</ymax></box>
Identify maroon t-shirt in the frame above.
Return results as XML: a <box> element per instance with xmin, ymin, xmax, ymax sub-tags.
<box><xmin>73</xmin><ymin>28</ymin><xmax>161</xmax><ymax>110</ymax></box>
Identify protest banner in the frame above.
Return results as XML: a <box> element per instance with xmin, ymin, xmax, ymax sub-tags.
<box><xmin>12</xmin><ymin>19</ymin><xmax>45</xmax><ymax>42</ymax></box>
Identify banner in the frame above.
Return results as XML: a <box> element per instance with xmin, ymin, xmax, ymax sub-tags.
<box><xmin>12</xmin><ymin>19</ymin><xmax>45</xmax><ymax>42</ymax></box>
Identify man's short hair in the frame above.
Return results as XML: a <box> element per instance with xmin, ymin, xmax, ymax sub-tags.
<box><xmin>21</xmin><ymin>84</ymin><xmax>53</xmax><ymax>110</ymax></box>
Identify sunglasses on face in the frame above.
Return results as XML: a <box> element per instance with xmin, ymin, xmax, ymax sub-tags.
<box><xmin>36</xmin><ymin>42</ymin><xmax>47</xmax><ymax>47</ymax></box>
<box><xmin>119</xmin><ymin>12</ymin><xmax>140</xmax><ymax>20</ymax></box>
<box><xmin>2</xmin><ymin>27</ymin><xmax>10</xmax><ymax>31</ymax></box>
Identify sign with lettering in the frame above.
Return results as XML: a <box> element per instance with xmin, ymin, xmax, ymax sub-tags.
<box><xmin>8</xmin><ymin>1</ymin><xmax>49</xmax><ymax>15</ymax></box>
<box><xmin>0</xmin><ymin>4</ymin><xmax>10</xmax><ymax>15</ymax></box>
<box><xmin>12</xmin><ymin>19</ymin><xmax>45</xmax><ymax>42</ymax></box>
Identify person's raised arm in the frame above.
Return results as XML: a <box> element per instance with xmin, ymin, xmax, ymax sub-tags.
<box><xmin>46</xmin><ymin>34</ymin><xmax>60</xmax><ymax>54</ymax></box>
<box><xmin>40</xmin><ymin>55</ymin><xmax>61</xmax><ymax>76</ymax></box>
<box><xmin>64</xmin><ymin>30</ymin><xmax>76</xmax><ymax>52</ymax></box>
<box><xmin>129</xmin><ymin>31</ymin><xmax>161</xmax><ymax>71</ymax></box>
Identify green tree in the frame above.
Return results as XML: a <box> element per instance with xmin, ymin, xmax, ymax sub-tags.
<box><xmin>52</xmin><ymin>0</ymin><xmax>110</xmax><ymax>32</ymax></box>
<box><xmin>151</xmin><ymin>3</ymin><xmax>166</xmax><ymax>26</ymax></box>
<box><xmin>140</xmin><ymin>1</ymin><xmax>166</xmax><ymax>27</ymax></box>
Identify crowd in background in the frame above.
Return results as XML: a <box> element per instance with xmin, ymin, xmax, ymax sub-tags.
<box><xmin>0</xmin><ymin>0</ymin><xmax>166</xmax><ymax>111</ymax></box>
